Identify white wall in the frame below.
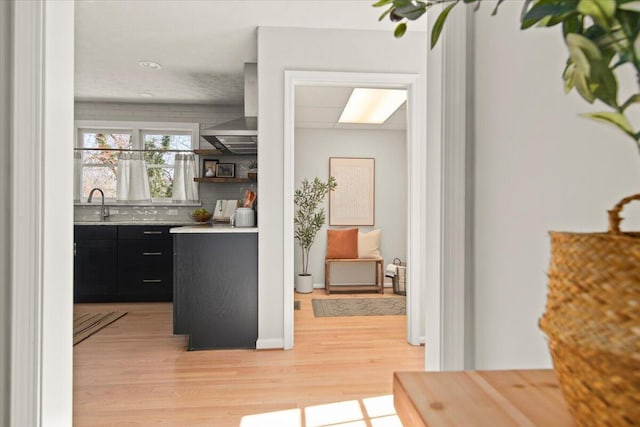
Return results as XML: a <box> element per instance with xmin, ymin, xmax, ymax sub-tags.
<box><xmin>0</xmin><ymin>1</ymin><xmax>11</xmax><ymax>424</ymax></box>
<box><xmin>294</xmin><ymin>128</ymin><xmax>407</xmax><ymax>285</ymax></box>
<box><xmin>258</xmin><ymin>27</ymin><xmax>426</xmax><ymax>347</ymax></box>
<box><xmin>472</xmin><ymin>2</ymin><xmax>640</xmax><ymax>369</ymax></box>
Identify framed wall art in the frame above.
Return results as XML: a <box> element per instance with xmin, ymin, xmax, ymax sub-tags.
<box><xmin>329</xmin><ymin>157</ymin><xmax>375</xmax><ymax>226</ymax></box>
<box><xmin>216</xmin><ymin>163</ymin><xmax>235</xmax><ymax>178</ymax></box>
<box><xmin>202</xmin><ymin>159</ymin><xmax>218</xmax><ymax>177</ymax></box>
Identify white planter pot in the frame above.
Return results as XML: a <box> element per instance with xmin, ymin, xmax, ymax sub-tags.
<box><xmin>296</xmin><ymin>274</ymin><xmax>314</xmax><ymax>294</ymax></box>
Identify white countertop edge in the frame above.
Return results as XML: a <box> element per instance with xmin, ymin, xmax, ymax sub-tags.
<box><xmin>170</xmin><ymin>225</ymin><xmax>259</xmax><ymax>234</ymax></box>
<box><xmin>74</xmin><ymin>221</ymin><xmax>195</xmax><ymax>226</ymax></box>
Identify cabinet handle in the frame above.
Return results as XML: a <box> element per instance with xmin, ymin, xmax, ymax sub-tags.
<box><xmin>143</xmin><ymin>231</ymin><xmax>163</xmax><ymax>235</ymax></box>
<box><xmin>142</xmin><ymin>279</ymin><xmax>162</xmax><ymax>283</ymax></box>
<box><xmin>142</xmin><ymin>252</ymin><xmax>162</xmax><ymax>256</ymax></box>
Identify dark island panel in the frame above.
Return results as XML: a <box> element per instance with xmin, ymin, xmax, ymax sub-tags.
<box><xmin>173</xmin><ymin>233</ymin><xmax>258</xmax><ymax>350</ymax></box>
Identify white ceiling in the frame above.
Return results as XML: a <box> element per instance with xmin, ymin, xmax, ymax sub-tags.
<box><xmin>295</xmin><ymin>86</ymin><xmax>406</xmax><ymax>130</ymax></box>
<box><xmin>75</xmin><ymin>0</ymin><xmax>420</xmax><ymax>128</ymax></box>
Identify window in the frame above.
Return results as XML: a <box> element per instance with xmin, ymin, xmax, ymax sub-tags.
<box><xmin>75</xmin><ymin>121</ymin><xmax>199</xmax><ymax>203</ymax></box>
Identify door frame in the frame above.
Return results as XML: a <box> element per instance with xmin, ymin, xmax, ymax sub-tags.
<box><xmin>9</xmin><ymin>4</ymin><xmax>473</xmax><ymax>424</ymax></box>
<box><xmin>282</xmin><ymin>71</ymin><xmax>426</xmax><ymax>348</ymax></box>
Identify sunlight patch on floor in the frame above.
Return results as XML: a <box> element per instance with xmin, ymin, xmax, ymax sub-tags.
<box><xmin>239</xmin><ymin>395</ymin><xmax>402</xmax><ymax>427</ymax></box>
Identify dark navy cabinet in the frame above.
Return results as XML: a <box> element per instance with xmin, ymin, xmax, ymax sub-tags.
<box><xmin>74</xmin><ymin>225</ymin><xmax>174</xmax><ymax>303</ymax></box>
<box><xmin>74</xmin><ymin>226</ymin><xmax>118</xmax><ymax>302</ymax></box>
<box><xmin>173</xmin><ymin>232</ymin><xmax>258</xmax><ymax>350</ymax></box>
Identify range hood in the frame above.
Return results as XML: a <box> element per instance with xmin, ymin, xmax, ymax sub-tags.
<box><xmin>200</xmin><ymin>63</ymin><xmax>257</xmax><ymax>154</ymax></box>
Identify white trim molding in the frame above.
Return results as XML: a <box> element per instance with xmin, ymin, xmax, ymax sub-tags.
<box><xmin>441</xmin><ymin>5</ymin><xmax>470</xmax><ymax>371</ymax></box>
<box><xmin>423</xmin><ymin>4</ymin><xmax>471</xmax><ymax>371</ymax></box>
<box><xmin>283</xmin><ymin>71</ymin><xmax>426</xmax><ymax>350</ymax></box>
<box><xmin>255</xmin><ymin>338</ymin><xmax>285</xmax><ymax>350</ymax></box>
<box><xmin>11</xmin><ymin>1</ymin><xmax>45</xmax><ymax>424</ymax></box>
<box><xmin>11</xmin><ymin>0</ymin><xmax>75</xmax><ymax>424</ymax></box>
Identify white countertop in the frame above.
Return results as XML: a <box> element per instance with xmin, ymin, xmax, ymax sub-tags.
<box><xmin>74</xmin><ymin>220</ymin><xmax>195</xmax><ymax>226</ymax></box>
<box><xmin>170</xmin><ymin>224</ymin><xmax>259</xmax><ymax>234</ymax></box>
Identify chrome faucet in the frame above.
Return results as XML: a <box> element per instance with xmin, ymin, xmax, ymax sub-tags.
<box><xmin>88</xmin><ymin>188</ymin><xmax>110</xmax><ymax>222</ymax></box>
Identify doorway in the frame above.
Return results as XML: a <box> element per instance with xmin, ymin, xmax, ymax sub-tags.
<box><xmin>282</xmin><ymin>71</ymin><xmax>426</xmax><ymax>350</ymax></box>
<box><xmin>291</xmin><ymin>84</ymin><xmax>409</xmax><ymax>339</ymax></box>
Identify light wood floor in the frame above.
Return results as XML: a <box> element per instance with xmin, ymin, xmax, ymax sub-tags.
<box><xmin>74</xmin><ymin>290</ymin><xmax>424</xmax><ymax>426</ymax></box>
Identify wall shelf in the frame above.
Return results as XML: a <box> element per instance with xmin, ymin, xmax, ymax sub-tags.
<box><xmin>194</xmin><ymin>177</ymin><xmax>255</xmax><ymax>184</ymax></box>
<box><xmin>194</xmin><ymin>149</ymin><xmax>256</xmax><ymax>157</ymax></box>
<box><xmin>193</xmin><ymin>149</ymin><xmax>225</xmax><ymax>156</ymax></box>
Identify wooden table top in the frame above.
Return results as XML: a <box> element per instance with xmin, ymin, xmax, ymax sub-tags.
<box><xmin>393</xmin><ymin>369</ymin><xmax>577</xmax><ymax>427</ymax></box>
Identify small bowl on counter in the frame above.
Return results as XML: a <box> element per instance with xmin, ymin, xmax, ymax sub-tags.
<box><xmin>188</xmin><ymin>212</ymin><xmax>213</xmax><ymax>223</ymax></box>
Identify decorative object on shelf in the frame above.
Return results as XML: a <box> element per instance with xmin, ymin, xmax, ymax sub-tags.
<box><xmin>541</xmin><ymin>195</ymin><xmax>640</xmax><ymax>426</ymax></box>
<box><xmin>202</xmin><ymin>159</ymin><xmax>218</xmax><ymax>178</ymax></box>
<box><xmin>374</xmin><ymin>1</ymin><xmax>640</xmax><ymax>425</ymax></box>
<box><xmin>248</xmin><ymin>160</ymin><xmax>258</xmax><ymax>180</ymax></box>
<box><xmin>329</xmin><ymin>157</ymin><xmax>375</xmax><ymax>226</ymax></box>
<box><xmin>189</xmin><ymin>208</ymin><xmax>212</xmax><ymax>223</ymax></box>
<box><xmin>294</xmin><ymin>176</ymin><xmax>337</xmax><ymax>293</ymax></box>
<box><xmin>216</xmin><ymin>163</ymin><xmax>235</xmax><ymax>178</ymax></box>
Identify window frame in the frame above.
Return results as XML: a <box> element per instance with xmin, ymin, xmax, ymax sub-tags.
<box><xmin>74</xmin><ymin>120</ymin><xmax>200</xmax><ymax>206</ymax></box>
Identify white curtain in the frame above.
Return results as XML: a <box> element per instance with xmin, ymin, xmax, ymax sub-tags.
<box><xmin>74</xmin><ymin>151</ymin><xmax>82</xmax><ymax>202</ymax></box>
<box><xmin>172</xmin><ymin>153</ymin><xmax>199</xmax><ymax>202</ymax></box>
<box><xmin>116</xmin><ymin>152</ymin><xmax>151</xmax><ymax>202</ymax></box>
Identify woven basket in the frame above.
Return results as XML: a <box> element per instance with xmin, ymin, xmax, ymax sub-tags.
<box><xmin>541</xmin><ymin>194</ymin><xmax>640</xmax><ymax>426</ymax></box>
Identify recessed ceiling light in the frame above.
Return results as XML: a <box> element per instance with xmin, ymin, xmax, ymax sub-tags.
<box><xmin>138</xmin><ymin>60</ymin><xmax>162</xmax><ymax>70</ymax></box>
<box><xmin>140</xmin><ymin>92</ymin><xmax>154</xmax><ymax>98</ymax></box>
<box><xmin>339</xmin><ymin>88</ymin><xmax>407</xmax><ymax>124</ymax></box>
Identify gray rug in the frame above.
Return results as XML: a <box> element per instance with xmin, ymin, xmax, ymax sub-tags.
<box><xmin>311</xmin><ymin>297</ymin><xmax>406</xmax><ymax>317</ymax></box>
<box><xmin>73</xmin><ymin>312</ymin><xmax>127</xmax><ymax>346</ymax></box>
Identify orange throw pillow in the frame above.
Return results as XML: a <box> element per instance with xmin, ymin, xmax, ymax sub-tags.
<box><xmin>326</xmin><ymin>228</ymin><xmax>359</xmax><ymax>259</ymax></box>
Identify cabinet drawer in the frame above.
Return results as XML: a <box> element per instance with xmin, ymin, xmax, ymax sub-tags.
<box><xmin>75</xmin><ymin>225</ymin><xmax>117</xmax><ymax>240</ymax></box>
<box><xmin>118</xmin><ymin>269</ymin><xmax>173</xmax><ymax>300</ymax></box>
<box><xmin>118</xmin><ymin>225</ymin><xmax>173</xmax><ymax>240</ymax></box>
<box><xmin>118</xmin><ymin>240</ymin><xmax>173</xmax><ymax>266</ymax></box>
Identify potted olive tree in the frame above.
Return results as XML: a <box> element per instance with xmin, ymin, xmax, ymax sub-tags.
<box><xmin>294</xmin><ymin>176</ymin><xmax>337</xmax><ymax>293</ymax></box>
<box><xmin>374</xmin><ymin>0</ymin><xmax>640</xmax><ymax>424</ymax></box>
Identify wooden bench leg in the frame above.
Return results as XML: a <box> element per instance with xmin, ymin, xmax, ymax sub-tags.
<box><xmin>325</xmin><ymin>262</ymin><xmax>331</xmax><ymax>295</ymax></box>
<box><xmin>378</xmin><ymin>260</ymin><xmax>384</xmax><ymax>294</ymax></box>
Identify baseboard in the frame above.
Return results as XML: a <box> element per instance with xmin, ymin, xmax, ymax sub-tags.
<box><xmin>255</xmin><ymin>337</ymin><xmax>284</xmax><ymax>350</ymax></box>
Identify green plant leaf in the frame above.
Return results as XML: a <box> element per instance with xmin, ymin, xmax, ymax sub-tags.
<box><xmin>394</xmin><ymin>2</ymin><xmax>427</xmax><ymax>20</ymax></box>
<box><xmin>566</xmin><ymin>32</ymin><xmax>603</xmax><ymax>62</ymax></box>
<box><xmin>582</xmin><ymin>111</ymin><xmax>635</xmax><ymax>136</ymax></box>
<box><xmin>574</xmin><ymin>66</ymin><xmax>597</xmax><ymax>102</ymax></box>
<box><xmin>622</xmin><ymin>94</ymin><xmax>640</xmax><ymax>110</ymax></box>
<box><xmin>378</xmin><ymin>7</ymin><xmax>394</xmax><ymax>21</ymax></box>
<box><xmin>577</xmin><ymin>0</ymin><xmax>616</xmax><ymax>28</ymax></box>
<box><xmin>431</xmin><ymin>1</ymin><xmax>458</xmax><ymax>48</ymax></box>
<box><xmin>563</xmin><ymin>14</ymin><xmax>583</xmax><ymax>36</ymax></box>
<box><xmin>392</xmin><ymin>0</ymin><xmax>413</xmax><ymax>7</ymax></box>
<box><xmin>618</xmin><ymin>0</ymin><xmax>640</xmax><ymax>12</ymax></box>
<box><xmin>394</xmin><ymin>22</ymin><xmax>407</xmax><ymax>37</ymax></box>
<box><xmin>590</xmin><ymin>61</ymin><xmax>618</xmax><ymax>107</ymax></box>
<box><xmin>372</xmin><ymin>0</ymin><xmax>392</xmax><ymax>7</ymax></box>
<box><xmin>563</xmin><ymin>62</ymin><xmax>576</xmax><ymax>92</ymax></box>
<box><xmin>492</xmin><ymin>0</ymin><xmax>506</xmax><ymax>16</ymax></box>
<box><xmin>521</xmin><ymin>3</ymin><xmax>577</xmax><ymax>29</ymax></box>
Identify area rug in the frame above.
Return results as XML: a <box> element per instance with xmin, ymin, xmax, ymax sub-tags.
<box><xmin>73</xmin><ymin>312</ymin><xmax>127</xmax><ymax>346</ymax></box>
<box><xmin>311</xmin><ymin>297</ymin><xmax>405</xmax><ymax>317</ymax></box>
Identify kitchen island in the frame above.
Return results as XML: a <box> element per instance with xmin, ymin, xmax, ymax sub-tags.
<box><xmin>170</xmin><ymin>224</ymin><xmax>258</xmax><ymax>350</ymax></box>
